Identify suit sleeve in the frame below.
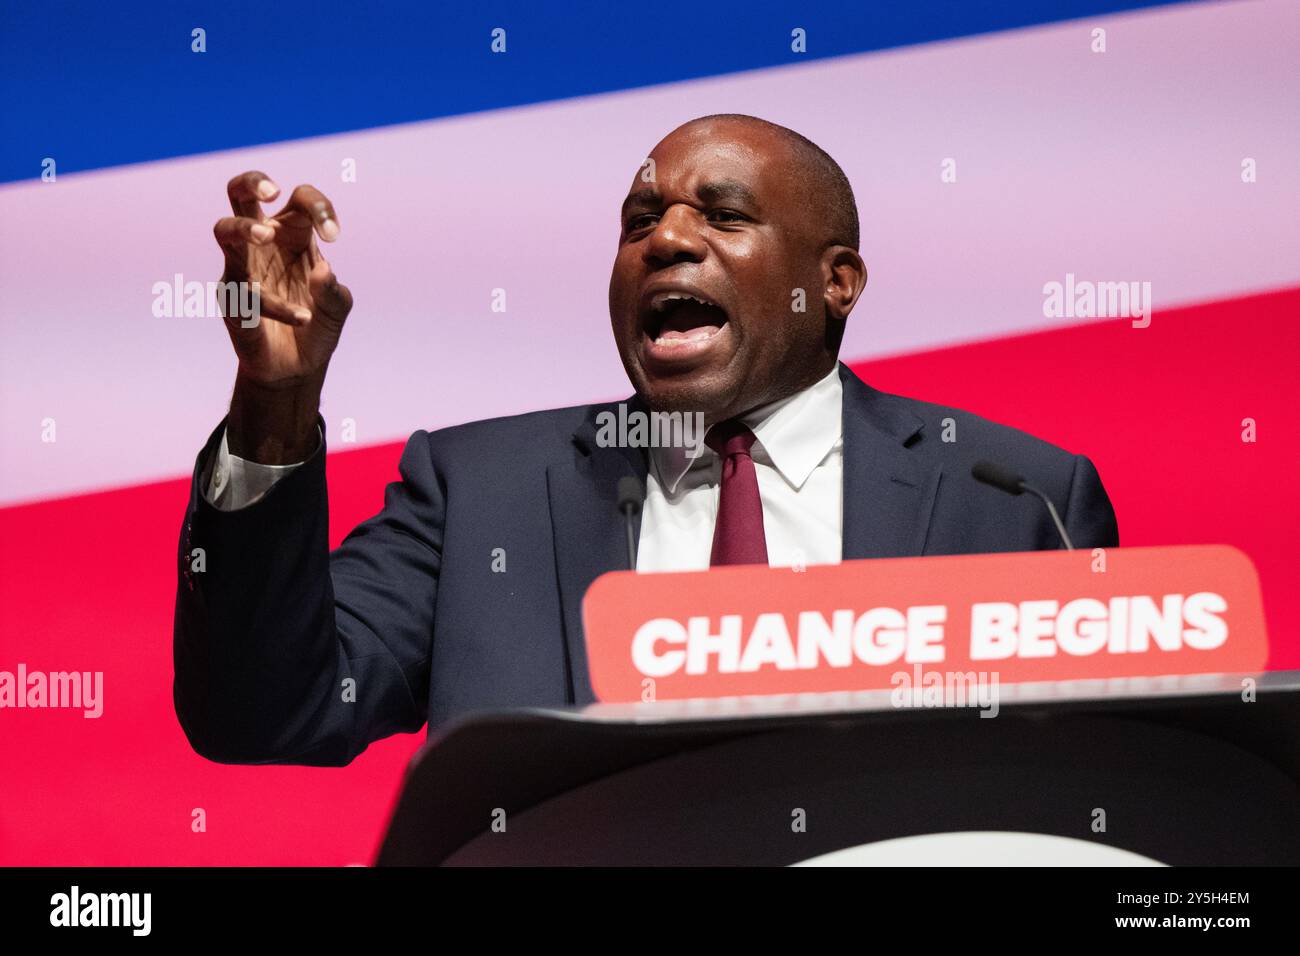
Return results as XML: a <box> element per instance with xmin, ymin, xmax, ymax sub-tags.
<box><xmin>173</xmin><ymin>416</ymin><xmax>442</xmax><ymax>766</ymax></box>
<box><xmin>1063</xmin><ymin>454</ymin><xmax>1120</xmax><ymax>550</ymax></box>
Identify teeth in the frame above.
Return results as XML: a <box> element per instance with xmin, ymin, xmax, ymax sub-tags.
<box><xmin>653</xmin><ymin>325</ymin><xmax>722</xmax><ymax>345</ymax></box>
<box><xmin>650</xmin><ymin>291</ymin><xmax>716</xmax><ymax>313</ymax></box>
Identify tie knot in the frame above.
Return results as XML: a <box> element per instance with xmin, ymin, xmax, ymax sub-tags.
<box><xmin>705</xmin><ymin>420</ymin><xmax>757</xmax><ymax>458</ymax></box>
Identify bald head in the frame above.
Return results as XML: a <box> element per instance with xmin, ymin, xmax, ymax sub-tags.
<box><xmin>672</xmin><ymin>114</ymin><xmax>860</xmax><ymax>250</ymax></box>
<box><xmin>609</xmin><ymin>113</ymin><xmax>868</xmax><ymax>421</ymax></box>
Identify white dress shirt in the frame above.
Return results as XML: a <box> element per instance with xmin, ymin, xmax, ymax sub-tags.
<box><xmin>203</xmin><ymin>366</ymin><xmax>845</xmax><ymax>571</ymax></box>
<box><xmin>636</xmin><ymin>366</ymin><xmax>843</xmax><ymax>571</ymax></box>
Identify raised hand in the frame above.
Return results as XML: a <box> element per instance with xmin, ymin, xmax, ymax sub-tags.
<box><xmin>212</xmin><ymin>171</ymin><xmax>354</xmax><ymax>463</ymax></box>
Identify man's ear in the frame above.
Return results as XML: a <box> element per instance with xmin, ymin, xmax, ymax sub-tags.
<box><xmin>820</xmin><ymin>246</ymin><xmax>866</xmax><ymax>353</ymax></box>
<box><xmin>822</xmin><ymin>246</ymin><xmax>867</xmax><ymax>322</ymax></box>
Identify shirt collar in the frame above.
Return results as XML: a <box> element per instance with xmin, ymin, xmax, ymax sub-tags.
<box><xmin>651</xmin><ymin>365</ymin><xmax>843</xmax><ymax>495</ymax></box>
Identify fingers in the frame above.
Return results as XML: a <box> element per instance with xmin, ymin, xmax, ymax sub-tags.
<box><xmin>213</xmin><ymin>216</ymin><xmax>276</xmax><ymax>279</ymax></box>
<box><xmin>255</xmin><ymin>290</ymin><xmax>313</xmax><ymax>326</ymax></box>
<box><xmin>273</xmin><ymin>184</ymin><xmax>340</xmax><ymax>243</ymax></box>
<box><xmin>227</xmin><ymin>170</ymin><xmax>280</xmax><ymax>219</ymax></box>
<box><xmin>215</xmin><ymin>173</ymin><xmax>348</xmax><ymax>331</ymax></box>
<box><xmin>213</xmin><ymin>217</ymin><xmax>310</xmax><ymax>327</ymax></box>
<box><xmin>221</xmin><ymin>287</ymin><xmax>312</xmax><ymax>329</ymax></box>
<box><xmin>214</xmin><ymin>216</ymin><xmax>275</xmax><ymax>249</ymax></box>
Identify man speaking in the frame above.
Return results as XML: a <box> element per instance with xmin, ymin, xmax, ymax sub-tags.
<box><xmin>174</xmin><ymin>114</ymin><xmax>1118</xmax><ymax>766</ymax></box>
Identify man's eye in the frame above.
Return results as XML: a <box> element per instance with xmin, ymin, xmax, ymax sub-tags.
<box><xmin>707</xmin><ymin>209</ymin><xmax>746</xmax><ymax>224</ymax></box>
<box><xmin>625</xmin><ymin>214</ymin><xmax>659</xmax><ymax>232</ymax></box>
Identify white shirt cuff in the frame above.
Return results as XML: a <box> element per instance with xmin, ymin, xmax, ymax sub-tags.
<box><xmin>201</xmin><ymin>424</ymin><xmax>319</xmax><ymax>511</ymax></box>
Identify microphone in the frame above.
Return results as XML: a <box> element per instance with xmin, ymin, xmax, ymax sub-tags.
<box><xmin>971</xmin><ymin>460</ymin><xmax>1075</xmax><ymax>551</ymax></box>
<box><xmin>617</xmin><ymin>476</ymin><xmax>643</xmax><ymax>570</ymax></box>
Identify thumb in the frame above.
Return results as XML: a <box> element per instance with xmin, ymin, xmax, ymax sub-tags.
<box><xmin>307</xmin><ymin>257</ymin><xmax>353</xmax><ymax>326</ymax></box>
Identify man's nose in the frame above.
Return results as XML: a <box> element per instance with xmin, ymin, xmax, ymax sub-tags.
<box><xmin>643</xmin><ymin>205</ymin><xmax>706</xmax><ymax>265</ymax></box>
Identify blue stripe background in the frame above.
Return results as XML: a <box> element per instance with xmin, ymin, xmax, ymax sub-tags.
<box><xmin>0</xmin><ymin>0</ymin><xmax>1184</xmax><ymax>183</ymax></box>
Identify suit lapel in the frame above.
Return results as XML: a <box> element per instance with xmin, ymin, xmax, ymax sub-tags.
<box><xmin>838</xmin><ymin>363</ymin><xmax>943</xmax><ymax>559</ymax></box>
<box><xmin>548</xmin><ymin>369</ymin><xmax>940</xmax><ymax>703</ymax></box>
<box><xmin>546</xmin><ymin>397</ymin><xmax>648</xmax><ymax>706</ymax></box>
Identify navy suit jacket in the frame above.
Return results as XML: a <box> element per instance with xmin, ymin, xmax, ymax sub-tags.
<box><xmin>173</xmin><ymin>363</ymin><xmax>1118</xmax><ymax>765</ymax></box>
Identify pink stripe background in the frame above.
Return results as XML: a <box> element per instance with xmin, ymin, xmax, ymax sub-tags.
<box><xmin>0</xmin><ymin>0</ymin><xmax>1296</xmax><ymax>506</ymax></box>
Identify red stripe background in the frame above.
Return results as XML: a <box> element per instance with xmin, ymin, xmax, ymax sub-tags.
<box><xmin>1</xmin><ymin>287</ymin><xmax>1295</xmax><ymax>864</ymax></box>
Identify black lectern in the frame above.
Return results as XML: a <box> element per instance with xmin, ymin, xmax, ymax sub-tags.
<box><xmin>375</xmin><ymin>672</ymin><xmax>1300</xmax><ymax>866</ymax></box>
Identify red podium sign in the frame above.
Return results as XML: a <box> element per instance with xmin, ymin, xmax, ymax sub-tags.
<box><xmin>581</xmin><ymin>545</ymin><xmax>1268</xmax><ymax>703</ymax></box>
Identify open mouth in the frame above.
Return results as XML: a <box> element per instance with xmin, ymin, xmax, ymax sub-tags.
<box><xmin>643</xmin><ymin>291</ymin><xmax>729</xmax><ymax>348</ymax></box>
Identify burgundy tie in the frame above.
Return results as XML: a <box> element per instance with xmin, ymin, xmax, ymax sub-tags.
<box><xmin>706</xmin><ymin>420</ymin><xmax>768</xmax><ymax>567</ymax></box>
